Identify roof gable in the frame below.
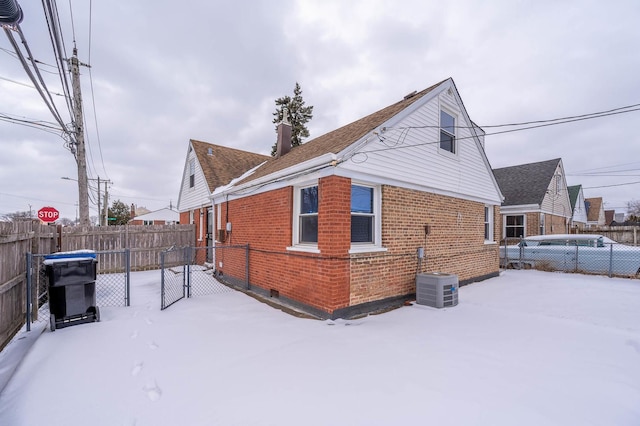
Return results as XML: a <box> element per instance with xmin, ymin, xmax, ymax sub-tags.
<box><xmin>567</xmin><ymin>184</ymin><xmax>582</xmax><ymax>210</ymax></box>
<box><xmin>493</xmin><ymin>158</ymin><xmax>562</xmax><ymax>206</ymax></box>
<box><xmin>238</xmin><ymin>80</ymin><xmax>447</xmax><ymax>185</ymax></box>
<box><xmin>191</xmin><ymin>140</ymin><xmax>269</xmax><ymax>190</ymax></box>
<box><xmin>585</xmin><ymin>197</ymin><xmax>604</xmax><ymax>222</ymax></box>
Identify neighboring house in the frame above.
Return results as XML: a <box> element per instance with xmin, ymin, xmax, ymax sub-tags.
<box><xmin>585</xmin><ymin>197</ymin><xmax>606</xmax><ymax>228</ymax></box>
<box><xmin>493</xmin><ymin>158</ymin><xmax>572</xmax><ymax>239</ymax></box>
<box><xmin>604</xmin><ymin>210</ymin><xmax>615</xmax><ymax>226</ymax></box>
<box><xmin>567</xmin><ymin>184</ymin><xmax>587</xmax><ymax>230</ymax></box>
<box><xmin>176</xmin><ymin>140</ymin><xmax>269</xmax><ymax>258</ymax></box>
<box><xmin>210</xmin><ymin>78</ymin><xmax>504</xmax><ymax>319</ymax></box>
<box><xmin>130</xmin><ymin>207</ymin><xmax>180</xmax><ymax>225</ymax></box>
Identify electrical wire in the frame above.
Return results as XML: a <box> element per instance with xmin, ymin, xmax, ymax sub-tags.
<box><xmin>356</xmin><ymin>105</ymin><xmax>640</xmax><ymax>157</ymax></box>
<box><xmin>3</xmin><ymin>27</ymin><xmax>69</xmax><ymax>131</ymax></box>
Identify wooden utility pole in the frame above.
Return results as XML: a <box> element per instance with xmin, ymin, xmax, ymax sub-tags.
<box><xmin>69</xmin><ymin>47</ymin><xmax>90</xmax><ymax>226</ymax></box>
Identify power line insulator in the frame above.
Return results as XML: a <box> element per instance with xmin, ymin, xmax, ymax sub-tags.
<box><xmin>0</xmin><ymin>0</ymin><xmax>23</xmax><ymax>25</ymax></box>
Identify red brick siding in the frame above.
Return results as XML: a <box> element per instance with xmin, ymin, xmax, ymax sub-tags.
<box><xmin>221</xmin><ymin>178</ymin><xmax>498</xmax><ymax>315</ymax></box>
<box><xmin>349</xmin><ymin>186</ymin><xmax>499</xmax><ymax>306</ymax></box>
<box><xmin>218</xmin><ymin>180</ymin><xmax>350</xmax><ymax>313</ymax></box>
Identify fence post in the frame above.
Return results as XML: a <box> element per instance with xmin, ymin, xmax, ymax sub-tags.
<box><xmin>518</xmin><ymin>237</ymin><xmax>524</xmax><ymax>269</ymax></box>
<box><xmin>608</xmin><ymin>244</ymin><xmax>613</xmax><ymax>278</ymax></box>
<box><xmin>185</xmin><ymin>246</ymin><xmax>191</xmax><ymax>298</ymax></box>
<box><xmin>575</xmin><ymin>245</ymin><xmax>579</xmax><ymax>272</ymax></box>
<box><xmin>25</xmin><ymin>252</ymin><xmax>32</xmax><ymax>332</ymax></box>
<box><xmin>160</xmin><ymin>250</ymin><xmax>165</xmax><ymax>310</ymax></box>
<box><xmin>125</xmin><ymin>248</ymin><xmax>131</xmax><ymax>306</ymax></box>
<box><xmin>245</xmin><ymin>244</ymin><xmax>250</xmax><ymax>290</ymax></box>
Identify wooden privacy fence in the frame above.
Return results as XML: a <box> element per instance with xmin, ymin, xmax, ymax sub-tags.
<box><xmin>0</xmin><ymin>222</ymin><xmax>195</xmax><ymax>351</ymax></box>
<box><xmin>0</xmin><ymin>221</ymin><xmax>56</xmax><ymax>351</ymax></box>
<box><xmin>60</xmin><ymin>224</ymin><xmax>195</xmax><ymax>271</ymax></box>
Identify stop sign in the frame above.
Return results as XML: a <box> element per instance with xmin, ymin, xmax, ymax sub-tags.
<box><xmin>38</xmin><ymin>206</ymin><xmax>60</xmax><ymax>223</ymax></box>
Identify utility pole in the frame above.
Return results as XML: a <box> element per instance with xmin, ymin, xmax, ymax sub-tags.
<box><xmin>103</xmin><ymin>180</ymin><xmax>110</xmax><ymax>226</ymax></box>
<box><xmin>97</xmin><ymin>176</ymin><xmax>101</xmax><ymax>226</ymax></box>
<box><xmin>69</xmin><ymin>47</ymin><xmax>90</xmax><ymax>226</ymax></box>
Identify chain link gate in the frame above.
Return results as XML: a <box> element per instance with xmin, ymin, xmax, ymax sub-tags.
<box><xmin>26</xmin><ymin>250</ymin><xmax>131</xmax><ymax>331</ymax></box>
<box><xmin>160</xmin><ymin>245</ymin><xmax>248</xmax><ymax>310</ymax></box>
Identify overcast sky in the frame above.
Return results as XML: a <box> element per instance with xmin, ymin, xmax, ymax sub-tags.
<box><xmin>1</xmin><ymin>0</ymin><xmax>639</xmax><ymax>221</ymax></box>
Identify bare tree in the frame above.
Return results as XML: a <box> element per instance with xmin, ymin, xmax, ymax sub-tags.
<box><xmin>626</xmin><ymin>199</ymin><xmax>640</xmax><ymax>221</ymax></box>
<box><xmin>2</xmin><ymin>210</ymin><xmax>33</xmax><ymax>222</ymax></box>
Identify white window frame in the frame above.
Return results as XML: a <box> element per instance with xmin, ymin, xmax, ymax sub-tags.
<box><xmin>189</xmin><ymin>159</ymin><xmax>195</xmax><ymax>188</ymax></box>
<box><xmin>349</xmin><ymin>182</ymin><xmax>384</xmax><ymax>253</ymax></box>
<box><xmin>439</xmin><ymin>108</ymin><xmax>457</xmax><ymax>156</ymax></box>
<box><xmin>484</xmin><ymin>205</ymin><xmax>494</xmax><ymax>243</ymax></box>
<box><xmin>290</xmin><ymin>183</ymin><xmax>320</xmax><ymax>253</ymax></box>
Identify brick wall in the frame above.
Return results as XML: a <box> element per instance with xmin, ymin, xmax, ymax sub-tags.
<box><xmin>349</xmin><ymin>186</ymin><xmax>499</xmax><ymax>306</ymax></box>
<box><xmin>219</xmin><ymin>178</ymin><xmax>499</xmax><ymax>316</ymax></box>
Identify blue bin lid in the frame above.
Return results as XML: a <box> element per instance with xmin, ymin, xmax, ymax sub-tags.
<box><xmin>44</xmin><ymin>250</ymin><xmax>97</xmax><ymax>263</ymax></box>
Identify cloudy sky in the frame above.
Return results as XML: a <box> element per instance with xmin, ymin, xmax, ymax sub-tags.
<box><xmin>1</xmin><ymin>0</ymin><xmax>639</xmax><ymax>221</ymax></box>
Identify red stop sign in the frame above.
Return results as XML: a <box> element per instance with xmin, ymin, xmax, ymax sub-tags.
<box><xmin>38</xmin><ymin>206</ymin><xmax>60</xmax><ymax>223</ymax></box>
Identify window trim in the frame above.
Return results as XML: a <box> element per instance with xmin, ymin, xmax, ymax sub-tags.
<box><xmin>439</xmin><ymin>109</ymin><xmax>457</xmax><ymax>155</ymax></box>
<box><xmin>504</xmin><ymin>214</ymin><xmax>526</xmax><ymax>239</ymax></box>
<box><xmin>349</xmin><ymin>182</ymin><xmax>384</xmax><ymax>253</ymax></box>
<box><xmin>292</xmin><ymin>183</ymin><xmax>319</xmax><ymax>249</ymax></box>
<box><xmin>484</xmin><ymin>205</ymin><xmax>494</xmax><ymax>243</ymax></box>
<box><xmin>189</xmin><ymin>159</ymin><xmax>195</xmax><ymax>188</ymax></box>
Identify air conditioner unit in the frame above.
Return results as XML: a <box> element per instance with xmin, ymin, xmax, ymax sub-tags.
<box><xmin>416</xmin><ymin>273</ymin><xmax>458</xmax><ymax>308</ymax></box>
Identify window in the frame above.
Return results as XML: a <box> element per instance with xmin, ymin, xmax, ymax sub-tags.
<box><xmin>299</xmin><ymin>186</ymin><xmax>319</xmax><ymax>243</ymax></box>
<box><xmin>189</xmin><ymin>159</ymin><xmax>195</xmax><ymax>188</ymax></box>
<box><xmin>351</xmin><ymin>185</ymin><xmax>374</xmax><ymax>243</ymax></box>
<box><xmin>440</xmin><ymin>110</ymin><xmax>456</xmax><ymax>154</ymax></box>
<box><xmin>484</xmin><ymin>206</ymin><xmax>493</xmax><ymax>241</ymax></box>
<box><xmin>505</xmin><ymin>215</ymin><xmax>524</xmax><ymax>238</ymax></box>
<box><xmin>540</xmin><ymin>213</ymin><xmax>545</xmax><ymax>235</ymax></box>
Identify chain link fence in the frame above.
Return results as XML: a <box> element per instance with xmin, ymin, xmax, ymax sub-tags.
<box><xmin>26</xmin><ymin>250</ymin><xmax>131</xmax><ymax>329</ymax></box>
<box><xmin>500</xmin><ymin>236</ymin><xmax>640</xmax><ymax>278</ymax></box>
<box><xmin>160</xmin><ymin>245</ymin><xmax>247</xmax><ymax>310</ymax></box>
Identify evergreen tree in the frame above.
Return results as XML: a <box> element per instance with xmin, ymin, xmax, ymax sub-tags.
<box><xmin>271</xmin><ymin>82</ymin><xmax>313</xmax><ymax>156</ymax></box>
<box><xmin>107</xmin><ymin>200</ymin><xmax>131</xmax><ymax>225</ymax></box>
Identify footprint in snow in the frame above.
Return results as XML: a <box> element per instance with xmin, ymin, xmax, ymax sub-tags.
<box><xmin>131</xmin><ymin>362</ymin><xmax>143</xmax><ymax>376</ymax></box>
<box><xmin>129</xmin><ymin>331</ymin><xmax>138</xmax><ymax>340</ymax></box>
<box><xmin>144</xmin><ymin>317</ymin><xmax>153</xmax><ymax>325</ymax></box>
<box><xmin>143</xmin><ymin>382</ymin><xmax>162</xmax><ymax>401</ymax></box>
<box><xmin>627</xmin><ymin>339</ymin><xmax>640</xmax><ymax>355</ymax></box>
<box><xmin>148</xmin><ymin>341</ymin><xmax>159</xmax><ymax>350</ymax></box>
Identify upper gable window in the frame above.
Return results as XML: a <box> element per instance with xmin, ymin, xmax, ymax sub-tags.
<box><xmin>440</xmin><ymin>110</ymin><xmax>456</xmax><ymax>154</ymax></box>
<box><xmin>189</xmin><ymin>159</ymin><xmax>195</xmax><ymax>188</ymax></box>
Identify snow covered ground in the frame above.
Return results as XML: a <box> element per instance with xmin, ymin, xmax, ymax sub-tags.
<box><xmin>1</xmin><ymin>269</ymin><xmax>639</xmax><ymax>426</ymax></box>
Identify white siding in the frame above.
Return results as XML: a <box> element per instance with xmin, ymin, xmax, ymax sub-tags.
<box><xmin>540</xmin><ymin>162</ymin><xmax>572</xmax><ymax>218</ymax></box>
<box><xmin>176</xmin><ymin>147</ymin><xmax>211</xmax><ymax>212</ymax></box>
<box><xmin>572</xmin><ymin>189</ymin><xmax>588</xmax><ymax>224</ymax></box>
<box><xmin>340</xmin><ymin>83</ymin><xmax>501</xmax><ymax>204</ymax></box>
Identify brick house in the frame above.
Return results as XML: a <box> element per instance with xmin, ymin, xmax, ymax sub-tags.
<box><xmin>210</xmin><ymin>78</ymin><xmax>503</xmax><ymax>319</ymax></box>
<box><xmin>130</xmin><ymin>207</ymin><xmax>180</xmax><ymax>225</ymax></box>
<box><xmin>176</xmin><ymin>140</ymin><xmax>269</xmax><ymax>260</ymax></box>
<box><xmin>493</xmin><ymin>158</ymin><xmax>572</xmax><ymax>239</ymax></box>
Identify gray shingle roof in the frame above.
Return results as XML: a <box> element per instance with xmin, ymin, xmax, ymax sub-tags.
<box><xmin>493</xmin><ymin>158</ymin><xmax>561</xmax><ymax>206</ymax></box>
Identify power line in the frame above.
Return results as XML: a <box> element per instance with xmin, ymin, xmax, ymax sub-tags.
<box><xmin>583</xmin><ymin>181</ymin><xmax>640</xmax><ymax>189</ymax></box>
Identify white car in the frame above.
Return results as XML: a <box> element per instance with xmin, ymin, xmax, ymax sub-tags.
<box><xmin>500</xmin><ymin>234</ymin><xmax>640</xmax><ymax>276</ymax></box>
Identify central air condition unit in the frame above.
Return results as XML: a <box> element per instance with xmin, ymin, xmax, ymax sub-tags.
<box><xmin>416</xmin><ymin>273</ymin><xmax>458</xmax><ymax>308</ymax></box>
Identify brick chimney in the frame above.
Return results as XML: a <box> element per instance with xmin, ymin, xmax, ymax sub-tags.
<box><xmin>275</xmin><ymin>107</ymin><xmax>292</xmax><ymax>158</ymax></box>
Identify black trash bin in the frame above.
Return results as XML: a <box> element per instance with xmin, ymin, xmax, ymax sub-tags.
<box><xmin>44</xmin><ymin>251</ymin><xmax>100</xmax><ymax>331</ymax></box>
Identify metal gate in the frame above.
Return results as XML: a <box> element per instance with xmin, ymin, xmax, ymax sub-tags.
<box><xmin>160</xmin><ymin>245</ymin><xmax>248</xmax><ymax>310</ymax></box>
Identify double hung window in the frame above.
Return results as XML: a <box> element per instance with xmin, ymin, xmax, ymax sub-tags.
<box><xmin>440</xmin><ymin>110</ymin><xmax>456</xmax><ymax>154</ymax></box>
